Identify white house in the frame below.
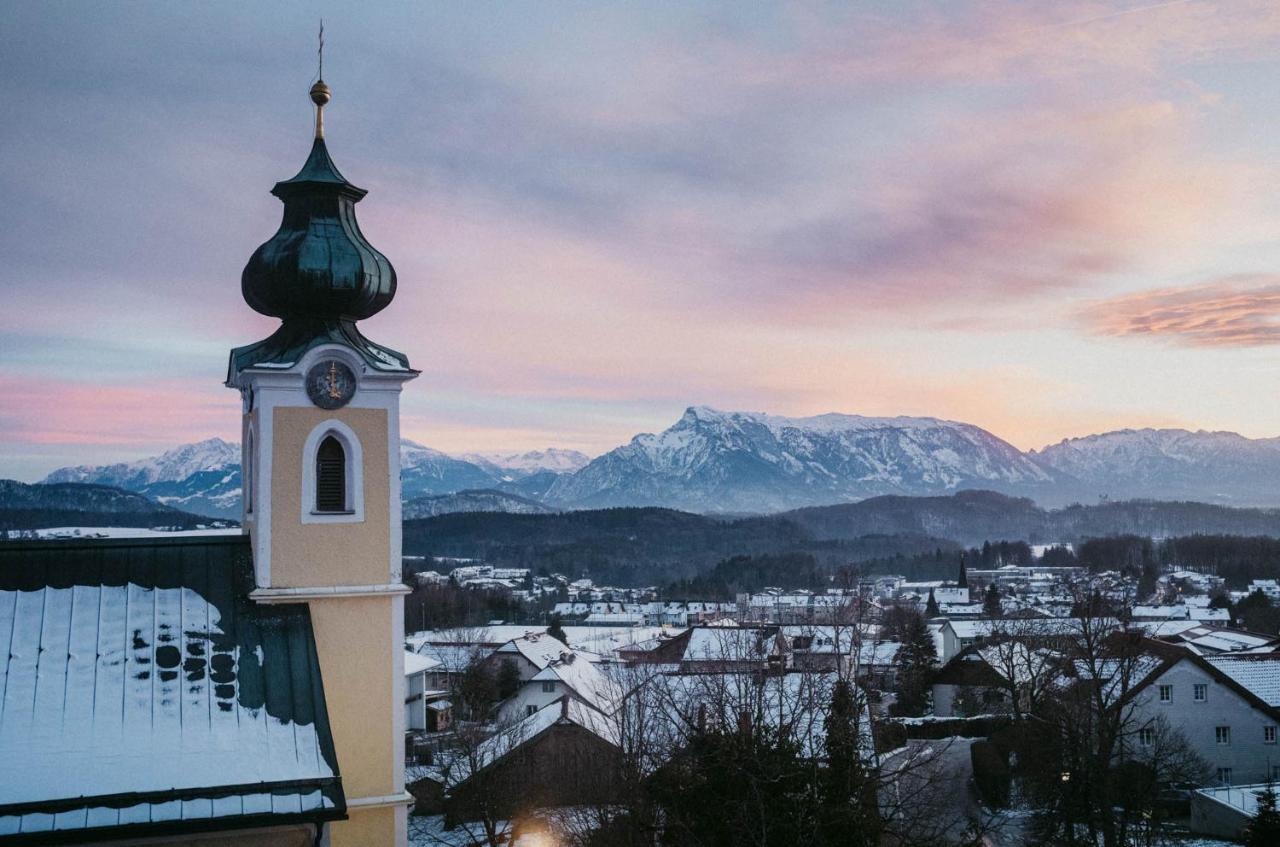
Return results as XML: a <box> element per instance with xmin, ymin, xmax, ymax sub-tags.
<box><xmin>499</xmin><ymin>651</ymin><xmax>616</xmax><ymax>722</ymax></box>
<box><xmin>1129</xmin><ymin>652</ymin><xmax>1280</xmax><ymax>786</ymax></box>
<box><xmin>404</xmin><ymin>651</ymin><xmax>444</xmax><ymax>732</ymax></box>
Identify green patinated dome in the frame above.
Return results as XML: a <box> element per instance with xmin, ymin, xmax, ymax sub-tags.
<box><xmin>241</xmin><ymin>133</ymin><xmax>396</xmax><ymax>321</ymax></box>
<box><xmin>230</xmin><ymin>81</ymin><xmax>411</xmax><ymax>379</ymax></box>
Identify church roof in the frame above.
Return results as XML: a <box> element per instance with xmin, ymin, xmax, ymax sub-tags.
<box><xmin>227</xmin><ymin>317</ymin><xmax>412</xmax><ymax>379</ymax></box>
<box><xmin>273</xmin><ymin>137</ymin><xmax>362</xmax><ymax>195</ymax></box>
<box><xmin>233</xmin><ymin>80</ymin><xmax>409</xmax><ymax>380</ymax></box>
<box><xmin>0</xmin><ymin>535</ymin><xmax>345</xmax><ymax>843</ymax></box>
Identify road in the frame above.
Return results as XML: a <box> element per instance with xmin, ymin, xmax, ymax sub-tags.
<box><xmin>879</xmin><ymin>736</ymin><xmax>1021</xmax><ymax>845</ymax></box>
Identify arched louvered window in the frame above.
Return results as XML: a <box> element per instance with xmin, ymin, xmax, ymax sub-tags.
<box><xmin>315</xmin><ymin>435</ymin><xmax>347</xmax><ymax>513</ymax></box>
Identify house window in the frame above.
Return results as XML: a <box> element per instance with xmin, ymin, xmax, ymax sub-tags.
<box><xmin>525</xmin><ymin>705</ymin><xmax>537</xmax><ymax>717</ymax></box>
<box><xmin>315</xmin><ymin>436</ymin><xmax>347</xmax><ymax>512</ymax></box>
<box><xmin>1215</xmin><ymin>726</ymin><xmax>1231</xmax><ymax>745</ymax></box>
<box><xmin>541</xmin><ymin>681</ymin><xmax>556</xmax><ymax>693</ymax></box>
<box><xmin>1266</xmin><ymin>726</ymin><xmax>1277</xmax><ymax>744</ymax></box>
<box><xmin>1158</xmin><ymin>685</ymin><xmax>1172</xmax><ymax>702</ymax></box>
<box><xmin>1273</xmin><ymin>765</ymin><xmax>1280</xmax><ymax>781</ymax></box>
<box><xmin>1194</xmin><ymin>684</ymin><xmax>1207</xmax><ymax>702</ymax></box>
<box><xmin>1138</xmin><ymin>728</ymin><xmax>1154</xmax><ymax>746</ymax></box>
<box><xmin>1217</xmin><ymin>767</ymin><xmax>1233</xmax><ymax>785</ymax></box>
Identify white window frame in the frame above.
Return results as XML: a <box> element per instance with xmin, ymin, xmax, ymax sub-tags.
<box><xmin>301</xmin><ymin>419</ymin><xmax>365</xmax><ymax>524</ymax></box>
<box><xmin>1193</xmin><ymin>683</ymin><xmax>1207</xmax><ymax>702</ymax></box>
<box><xmin>1217</xmin><ymin>767</ymin><xmax>1233</xmax><ymax>785</ymax></box>
<box><xmin>1215</xmin><ymin>726</ymin><xmax>1231</xmax><ymax>745</ymax></box>
<box><xmin>1138</xmin><ymin>727</ymin><xmax>1154</xmax><ymax>746</ymax></box>
<box><xmin>541</xmin><ymin>681</ymin><xmax>556</xmax><ymax>694</ymax></box>
<box><xmin>1266</xmin><ymin>726</ymin><xmax>1276</xmax><ymax>745</ymax></box>
<box><xmin>1158</xmin><ymin>684</ymin><xmax>1172</xmax><ymax>703</ymax></box>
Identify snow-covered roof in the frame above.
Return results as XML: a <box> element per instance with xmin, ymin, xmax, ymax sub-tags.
<box><xmin>651</xmin><ymin>671</ymin><xmax>875</xmax><ymax>761</ymax></box>
<box><xmin>405</xmin><ymin>650</ymin><xmax>441</xmax><ymax>677</ymax></box>
<box><xmin>1203</xmin><ymin>655</ymin><xmax>1280</xmax><ymax>707</ymax></box>
<box><xmin>447</xmin><ymin>698</ymin><xmax>619</xmax><ymax>787</ymax></box>
<box><xmin>496</xmin><ymin>632</ymin><xmax>573</xmax><ymax>670</ymax></box>
<box><xmin>0</xmin><ymin>536</ymin><xmax>344</xmax><ymax>839</ymax></box>
<box><xmin>531</xmin><ymin>654</ymin><xmax>617</xmax><ymax>713</ymax></box>
<box><xmin>1142</xmin><ymin>622</ymin><xmax>1276</xmax><ymax>653</ymax></box>
<box><xmin>683</xmin><ymin>628</ymin><xmax>778</xmax><ymax>663</ymax></box>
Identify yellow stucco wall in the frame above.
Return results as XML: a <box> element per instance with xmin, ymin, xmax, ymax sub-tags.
<box><xmin>270</xmin><ymin>406</ymin><xmax>390</xmax><ymax>588</ymax></box>
<box><xmin>309</xmin><ymin>596</ymin><xmax>397</xmax><ymax>800</ymax></box>
<box><xmin>330</xmin><ymin>806</ymin><xmax>396</xmax><ymax>847</ymax></box>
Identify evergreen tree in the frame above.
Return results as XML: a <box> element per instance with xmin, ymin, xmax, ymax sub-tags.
<box><xmin>925</xmin><ymin>589</ymin><xmax>939</xmax><ymax>618</ymax></box>
<box><xmin>820</xmin><ymin>680</ymin><xmax>880</xmax><ymax>846</ymax></box>
<box><xmin>547</xmin><ymin>612</ymin><xmax>568</xmax><ymax>644</ymax></box>
<box><xmin>983</xmin><ymin>583</ymin><xmax>1002</xmax><ymax>618</ymax></box>
<box><xmin>892</xmin><ymin>612</ymin><xmax>937</xmax><ymax>717</ymax></box>
<box><xmin>957</xmin><ymin>555</ymin><xmax>969</xmax><ymax>588</ymax></box>
<box><xmin>1246</xmin><ymin>783</ymin><xmax>1280</xmax><ymax>847</ymax></box>
<box><xmin>496</xmin><ymin>658</ymin><xmax>522</xmax><ymax>700</ymax></box>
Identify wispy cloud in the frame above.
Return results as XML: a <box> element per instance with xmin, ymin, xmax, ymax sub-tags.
<box><xmin>1080</xmin><ymin>275</ymin><xmax>1280</xmax><ymax>347</ymax></box>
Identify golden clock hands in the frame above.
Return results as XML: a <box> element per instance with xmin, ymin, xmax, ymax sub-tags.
<box><xmin>327</xmin><ymin>362</ymin><xmax>341</xmax><ymax>399</ymax></box>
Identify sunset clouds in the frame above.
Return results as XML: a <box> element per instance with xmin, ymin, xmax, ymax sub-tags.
<box><xmin>1081</xmin><ymin>276</ymin><xmax>1280</xmax><ymax>347</ymax></box>
<box><xmin>3</xmin><ymin>2</ymin><xmax>1280</xmax><ymax>479</ymax></box>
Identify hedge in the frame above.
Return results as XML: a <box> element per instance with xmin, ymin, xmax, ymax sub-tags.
<box><xmin>970</xmin><ymin>739</ymin><xmax>1010</xmax><ymax>808</ymax></box>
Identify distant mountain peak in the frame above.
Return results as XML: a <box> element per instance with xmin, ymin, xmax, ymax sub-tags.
<box><xmin>459</xmin><ymin>448</ymin><xmax>592</xmax><ymax>475</ymax></box>
<box><xmin>549</xmin><ymin>406</ymin><xmax>1051</xmax><ymax>513</ymax></box>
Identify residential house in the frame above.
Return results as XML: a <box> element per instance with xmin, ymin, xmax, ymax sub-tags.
<box><xmin>499</xmin><ymin>651</ymin><xmax>616</xmax><ymax>722</ymax></box>
<box><xmin>1128</xmin><ymin>650</ymin><xmax>1280</xmax><ymax>785</ymax></box>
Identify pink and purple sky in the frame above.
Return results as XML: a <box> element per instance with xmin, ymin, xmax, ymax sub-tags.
<box><xmin>4</xmin><ymin>1</ymin><xmax>1280</xmax><ymax>481</ymax></box>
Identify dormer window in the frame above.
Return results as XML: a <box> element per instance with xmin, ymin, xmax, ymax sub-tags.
<box><xmin>315</xmin><ymin>436</ymin><xmax>347</xmax><ymax>513</ymax></box>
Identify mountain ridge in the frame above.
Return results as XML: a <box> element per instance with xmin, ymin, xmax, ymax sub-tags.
<box><xmin>33</xmin><ymin>408</ymin><xmax>1280</xmax><ymax>515</ymax></box>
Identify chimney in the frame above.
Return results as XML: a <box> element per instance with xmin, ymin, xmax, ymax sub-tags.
<box><xmin>560</xmin><ymin>695</ymin><xmax>570</xmax><ymax>721</ymax></box>
<box><xmin>737</xmin><ymin>709</ymin><xmax>752</xmax><ymax>738</ymax></box>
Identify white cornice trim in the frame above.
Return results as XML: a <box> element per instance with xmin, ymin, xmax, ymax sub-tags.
<box><xmin>345</xmin><ymin>791</ymin><xmax>416</xmax><ymax>810</ymax></box>
<box><xmin>250</xmin><ymin>583</ymin><xmax>412</xmax><ymax>603</ymax></box>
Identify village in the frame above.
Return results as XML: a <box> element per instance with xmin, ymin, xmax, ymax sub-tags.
<box><xmin>398</xmin><ymin>553</ymin><xmax>1280</xmax><ymax>843</ymax></box>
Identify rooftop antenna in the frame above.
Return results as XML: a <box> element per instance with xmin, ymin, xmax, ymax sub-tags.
<box><xmin>309</xmin><ymin>20</ymin><xmax>331</xmax><ymax>140</ymax></box>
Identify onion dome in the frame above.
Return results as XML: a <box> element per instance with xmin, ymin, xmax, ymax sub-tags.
<box><xmin>229</xmin><ymin>80</ymin><xmax>412</xmax><ymax>382</ymax></box>
<box><xmin>241</xmin><ymin>80</ymin><xmax>396</xmax><ymax>322</ymax></box>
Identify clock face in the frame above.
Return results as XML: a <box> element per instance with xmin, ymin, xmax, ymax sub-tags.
<box><xmin>305</xmin><ymin>359</ymin><xmax>358</xmax><ymax>410</ymax></box>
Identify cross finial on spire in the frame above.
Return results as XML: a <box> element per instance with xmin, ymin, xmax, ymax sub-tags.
<box><xmin>309</xmin><ymin>21</ymin><xmax>331</xmax><ymax>140</ymax></box>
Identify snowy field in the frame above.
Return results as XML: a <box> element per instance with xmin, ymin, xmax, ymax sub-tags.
<box><xmin>6</xmin><ymin>526</ymin><xmax>243</xmax><ymax>540</ymax></box>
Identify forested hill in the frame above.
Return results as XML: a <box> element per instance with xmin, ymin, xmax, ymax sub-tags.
<box><xmin>784</xmin><ymin>490</ymin><xmax>1280</xmax><ymax>546</ymax></box>
<box><xmin>402</xmin><ymin>507</ymin><xmax>955</xmax><ymax>586</ymax></box>
<box><xmin>0</xmin><ymin>480</ymin><xmax>221</xmax><ymax>532</ymax></box>
<box><xmin>403</xmin><ymin>492</ymin><xmax>1280</xmax><ymax>587</ymax></box>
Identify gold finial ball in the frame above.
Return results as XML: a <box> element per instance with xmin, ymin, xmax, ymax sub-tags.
<box><xmin>310</xmin><ymin>80</ymin><xmax>331</xmax><ymax>107</ymax></box>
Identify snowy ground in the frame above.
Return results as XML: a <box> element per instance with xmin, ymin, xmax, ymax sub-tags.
<box><xmin>8</xmin><ymin>526</ymin><xmax>242</xmax><ymax>540</ymax></box>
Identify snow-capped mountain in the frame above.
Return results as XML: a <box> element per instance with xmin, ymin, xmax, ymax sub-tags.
<box><xmin>459</xmin><ymin>449</ymin><xmax>592</xmax><ymax>478</ymax></box>
<box><xmin>39</xmin><ymin>438</ymin><xmax>583</xmax><ymax>517</ymax></box>
<box><xmin>545</xmin><ymin>406</ymin><xmax>1055</xmax><ymax>513</ymax></box>
<box><xmin>399</xmin><ymin>440</ymin><xmax>507</xmax><ymax>500</ymax></box>
<box><xmin>42</xmin><ymin>438</ymin><xmax>242</xmax><ymax>519</ymax></box>
<box><xmin>1030</xmin><ymin>428</ymin><xmax>1280</xmax><ymax>506</ymax></box>
<box><xmin>36</xmin><ymin>415</ymin><xmax>1280</xmax><ymax>519</ymax></box>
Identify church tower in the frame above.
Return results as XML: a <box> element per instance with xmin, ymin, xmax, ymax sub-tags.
<box><xmin>227</xmin><ymin>78</ymin><xmax>416</xmax><ymax>846</ymax></box>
